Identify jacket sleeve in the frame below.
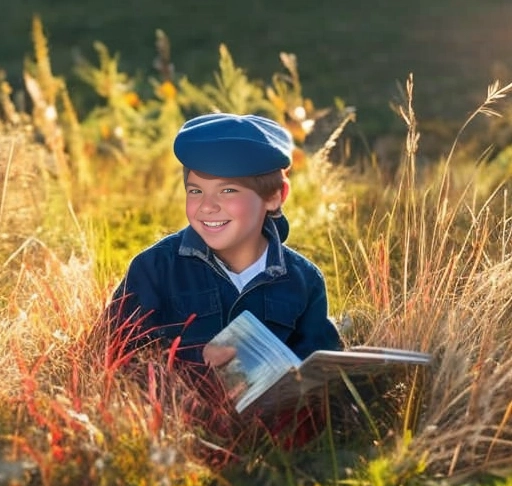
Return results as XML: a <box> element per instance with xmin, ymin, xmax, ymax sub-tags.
<box><xmin>286</xmin><ymin>269</ymin><xmax>342</xmax><ymax>359</ymax></box>
<box><xmin>104</xmin><ymin>251</ymin><xmax>166</xmax><ymax>347</ymax></box>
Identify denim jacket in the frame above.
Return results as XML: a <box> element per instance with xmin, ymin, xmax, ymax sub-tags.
<box><xmin>109</xmin><ymin>216</ymin><xmax>341</xmax><ymax>363</ymax></box>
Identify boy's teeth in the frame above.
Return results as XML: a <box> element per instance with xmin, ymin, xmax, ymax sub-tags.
<box><xmin>204</xmin><ymin>221</ymin><xmax>227</xmax><ymax>227</ymax></box>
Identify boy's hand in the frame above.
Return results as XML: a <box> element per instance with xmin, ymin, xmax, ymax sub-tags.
<box><xmin>203</xmin><ymin>344</ymin><xmax>237</xmax><ymax>367</ymax></box>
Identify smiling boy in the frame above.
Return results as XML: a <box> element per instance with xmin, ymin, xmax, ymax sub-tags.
<box><xmin>108</xmin><ymin>113</ymin><xmax>341</xmax><ymax>364</ymax></box>
<box><xmin>185</xmin><ymin>170</ymin><xmax>279</xmax><ymax>274</ymax></box>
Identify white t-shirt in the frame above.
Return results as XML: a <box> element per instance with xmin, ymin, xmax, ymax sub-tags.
<box><xmin>214</xmin><ymin>247</ymin><xmax>268</xmax><ymax>292</ymax></box>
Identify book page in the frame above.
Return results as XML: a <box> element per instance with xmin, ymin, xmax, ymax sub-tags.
<box><xmin>297</xmin><ymin>348</ymin><xmax>432</xmax><ymax>384</ymax></box>
<box><xmin>208</xmin><ymin>310</ymin><xmax>302</xmax><ymax>413</ymax></box>
<box><xmin>349</xmin><ymin>346</ymin><xmax>433</xmax><ymax>360</ymax></box>
<box><xmin>239</xmin><ymin>348</ymin><xmax>432</xmax><ymax>418</ymax></box>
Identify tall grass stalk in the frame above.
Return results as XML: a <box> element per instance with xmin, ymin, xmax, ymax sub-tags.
<box><xmin>0</xmin><ymin>138</ymin><xmax>15</xmax><ymax>228</ymax></box>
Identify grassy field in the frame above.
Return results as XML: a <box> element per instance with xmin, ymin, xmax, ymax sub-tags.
<box><xmin>3</xmin><ymin>0</ymin><xmax>512</xmax><ymax>136</ymax></box>
<box><xmin>2</xmin><ymin>83</ymin><xmax>512</xmax><ymax>482</ymax></box>
<box><xmin>2</xmin><ymin>3</ymin><xmax>512</xmax><ymax>485</ymax></box>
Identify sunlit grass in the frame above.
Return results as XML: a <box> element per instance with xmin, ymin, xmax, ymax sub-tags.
<box><xmin>2</xmin><ymin>37</ymin><xmax>512</xmax><ymax>484</ymax></box>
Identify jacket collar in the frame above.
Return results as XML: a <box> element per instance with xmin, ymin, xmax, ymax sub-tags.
<box><xmin>178</xmin><ymin>216</ymin><xmax>288</xmax><ymax>277</ymax></box>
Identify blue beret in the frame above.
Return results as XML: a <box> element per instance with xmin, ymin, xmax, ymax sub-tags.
<box><xmin>173</xmin><ymin>113</ymin><xmax>293</xmax><ymax>177</ymax></box>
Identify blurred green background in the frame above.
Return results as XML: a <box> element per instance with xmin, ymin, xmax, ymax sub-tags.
<box><xmin>2</xmin><ymin>0</ymin><xmax>512</xmax><ymax>136</ymax></box>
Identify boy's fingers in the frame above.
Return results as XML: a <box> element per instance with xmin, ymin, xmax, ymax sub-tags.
<box><xmin>203</xmin><ymin>344</ymin><xmax>237</xmax><ymax>367</ymax></box>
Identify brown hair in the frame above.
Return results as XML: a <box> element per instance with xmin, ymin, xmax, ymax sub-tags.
<box><xmin>183</xmin><ymin>167</ymin><xmax>288</xmax><ymax>201</ymax></box>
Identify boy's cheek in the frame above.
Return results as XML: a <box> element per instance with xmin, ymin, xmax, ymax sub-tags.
<box><xmin>185</xmin><ymin>204</ymin><xmax>197</xmax><ymax>221</ymax></box>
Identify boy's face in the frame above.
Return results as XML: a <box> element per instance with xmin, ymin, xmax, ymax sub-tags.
<box><xmin>185</xmin><ymin>170</ymin><xmax>281</xmax><ymax>272</ymax></box>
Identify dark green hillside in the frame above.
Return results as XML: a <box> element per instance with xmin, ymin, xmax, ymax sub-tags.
<box><xmin>2</xmin><ymin>0</ymin><xmax>512</xmax><ymax>134</ymax></box>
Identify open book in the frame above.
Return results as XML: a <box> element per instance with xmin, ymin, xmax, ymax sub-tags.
<box><xmin>208</xmin><ymin>310</ymin><xmax>432</xmax><ymax>416</ymax></box>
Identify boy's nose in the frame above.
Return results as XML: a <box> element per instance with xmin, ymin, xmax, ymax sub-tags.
<box><xmin>199</xmin><ymin>195</ymin><xmax>220</xmax><ymax>213</ymax></box>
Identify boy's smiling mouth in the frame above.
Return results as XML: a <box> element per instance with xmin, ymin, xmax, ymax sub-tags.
<box><xmin>202</xmin><ymin>221</ymin><xmax>229</xmax><ymax>227</ymax></box>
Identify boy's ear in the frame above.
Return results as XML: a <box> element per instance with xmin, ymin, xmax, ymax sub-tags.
<box><xmin>280</xmin><ymin>177</ymin><xmax>290</xmax><ymax>204</ymax></box>
<box><xmin>267</xmin><ymin>175</ymin><xmax>290</xmax><ymax>213</ymax></box>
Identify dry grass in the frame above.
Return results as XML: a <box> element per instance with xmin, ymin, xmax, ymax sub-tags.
<box><xmin>0</xmin><ymin>130</ymin><xmax>46</xmax><ymax>249</ymax></box>
<box><xmin>331</xmin><ymin>76</ymin><xmax>512</xmax><ymax>479</ymax></box>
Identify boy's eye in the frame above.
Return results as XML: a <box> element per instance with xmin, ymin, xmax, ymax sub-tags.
<box><xmin>222</xmin><ymin>188</ymin><xmax>237</xmax><ymax>193</ymax></box>
<box><xmin>187</xmin><ymin>188</ymin><xmax>201</xmax><ymax>194</ymax></box>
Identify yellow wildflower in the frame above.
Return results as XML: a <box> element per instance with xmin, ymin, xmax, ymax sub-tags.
<box><xmin>291</xmin><ymin>147</ymin><xmax>307</xmax><ymax>171</ymax></box>
<box><xmin>123</xmin><ymin>91</ymin><xmax>140</xmax><ymax>108</ymax></box>
<box><xmin>157</xmin><ymin>81</ymin><xmax>177</xmax><ymax>100</ymax></box>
